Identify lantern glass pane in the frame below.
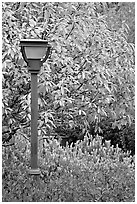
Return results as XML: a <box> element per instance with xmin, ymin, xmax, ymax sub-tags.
<box><xmin>25</xmin><ymin>47</ymin><xmax>47</xmax><ymax>59</ymax></box>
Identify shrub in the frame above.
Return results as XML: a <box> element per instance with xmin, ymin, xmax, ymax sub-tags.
<box><xmin>54</xmin><ymin>118</ymin><xmax>135</xmax><ymax>156</ymax></box>
<box><xmin>98</xmin><ymin>119</ymin><xmax>135</xmax><ymax>155</ymax></box>
<box><xmin>2</xmin><ymin>135</ymin><xmax>135</xmax><ymax>202</ymax></box>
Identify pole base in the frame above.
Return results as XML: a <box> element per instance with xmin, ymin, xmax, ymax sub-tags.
<box><xmin>28</xmin><ymin>168</ymin><xmax>41</xmax><ymax>175</ymax></box>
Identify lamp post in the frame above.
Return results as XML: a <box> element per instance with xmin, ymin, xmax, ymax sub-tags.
<box><xmin>20</xmin><ymin>39</ymin><xmax>51</xmax><ymax>175</ymax></box>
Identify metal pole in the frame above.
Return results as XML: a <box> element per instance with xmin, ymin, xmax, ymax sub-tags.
<box><xmin>29</xmin><ymin>71</ymin><xmax>40</xmax><ymax>175</ymax></box>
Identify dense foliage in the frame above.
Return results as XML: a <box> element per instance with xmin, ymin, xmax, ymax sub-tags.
<box><xmin>2</xmin><ymin>2</ymin><xmax>135</xmax><ymax>153</ymax></box>
<box><xmin>2</xmin><ymin>2</ymin><xmax>135</xmax><ymax>201</ymax></box>
<box><xmin>2</xmin><ymin>136</ymin><xmax>135</xmax><ymax>202</ymax></box>
<box><xmin>93</xmin><ymin>2</ymin><xmax>135</xmax><ymax>43</ymax></box>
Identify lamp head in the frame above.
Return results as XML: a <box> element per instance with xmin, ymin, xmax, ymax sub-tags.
<box><xmin>20</xmin><ymin>39</ymin><xmax>51</xmax><ymax>72</ymax></box>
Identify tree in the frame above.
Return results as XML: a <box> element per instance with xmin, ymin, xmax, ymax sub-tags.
<box><xmin>2</xmin><ymin>2</ymin><xmax>135</xmax><ymax>151</ymax></box>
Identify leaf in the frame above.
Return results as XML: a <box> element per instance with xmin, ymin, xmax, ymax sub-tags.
<box><xmin>79</xmin><ymin>110</ymin><xmax>82</xmax><ymax>115</ymax></box>
<box><xmin>82</xmin><ymin>95</ymin><xmax>84</xmax><ymax>101</ymax></box>
<box><xmin>104</xmin><ymin>82</ymin><xmax>111</xmax><ymax>93</ymax></box>
<box><xmin>127</xmin><ymin>115</ymin><xmax>132</xmax><ymax>125</ymax></box>
<box><xmin>29</xmin><ymin>19</ymin><xmax>36</xmax><ymax>27</ymax></box>
<box><xmin>101</xmin><ymin>107</ymin><xmax>107</xmax><ymax>116</ymax></box>
<box><xmin>61</xmin><ymin>86</ymin><xmax>64</xmax><ymax>95</ymax></box>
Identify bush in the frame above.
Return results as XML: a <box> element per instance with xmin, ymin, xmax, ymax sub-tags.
<box><xmin>54</xmin><ymin>118</ymin><xmax>135</xmax><ymax>156</ymax></box>
<box><xmin>2</xmin><ymin>135</ymin><xmax>135</xmax><ymax>202</ymax></box>
<box><xmin>98</xmin><ymin>119</ymin><xmax>135</xmax><ymax>155</ymax></box>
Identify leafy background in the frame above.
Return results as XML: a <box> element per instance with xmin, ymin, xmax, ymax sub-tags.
<box><xmin>2</xmin><ymin>2</ymin><xmax>135</xmax><ymax>202</ymax></box>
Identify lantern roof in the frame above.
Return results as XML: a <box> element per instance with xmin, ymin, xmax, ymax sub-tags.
<box><xmin>20</xmin><ymin>39</ymin><xmax>49</xmax><ymax>47</ymax></box>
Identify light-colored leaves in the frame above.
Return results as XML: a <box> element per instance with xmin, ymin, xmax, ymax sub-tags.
<box><xmin>2</xmin><ymin>2</ymin><xmax>135</xmax><ymax>142</ymax></box>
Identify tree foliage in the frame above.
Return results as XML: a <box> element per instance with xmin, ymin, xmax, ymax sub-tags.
<box><xmin>2</xmin><ymin>2</ymin><xmax>135</xmax><ymax>152</ymax></box>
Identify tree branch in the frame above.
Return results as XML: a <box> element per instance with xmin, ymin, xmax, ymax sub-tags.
<box><xmin>18</xmin><ymin>131</ymin><xmax>30</xmax><ymax>141</ymax></box>
<box><xmin>2</xmin><ymin>143</ymin><xmax>15</xmax><ymax>147</ymax></box>
<box><xmin>65</xmin><ymin>22</ymin><xmax>75</xmax><ymax>40</ymax></box>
